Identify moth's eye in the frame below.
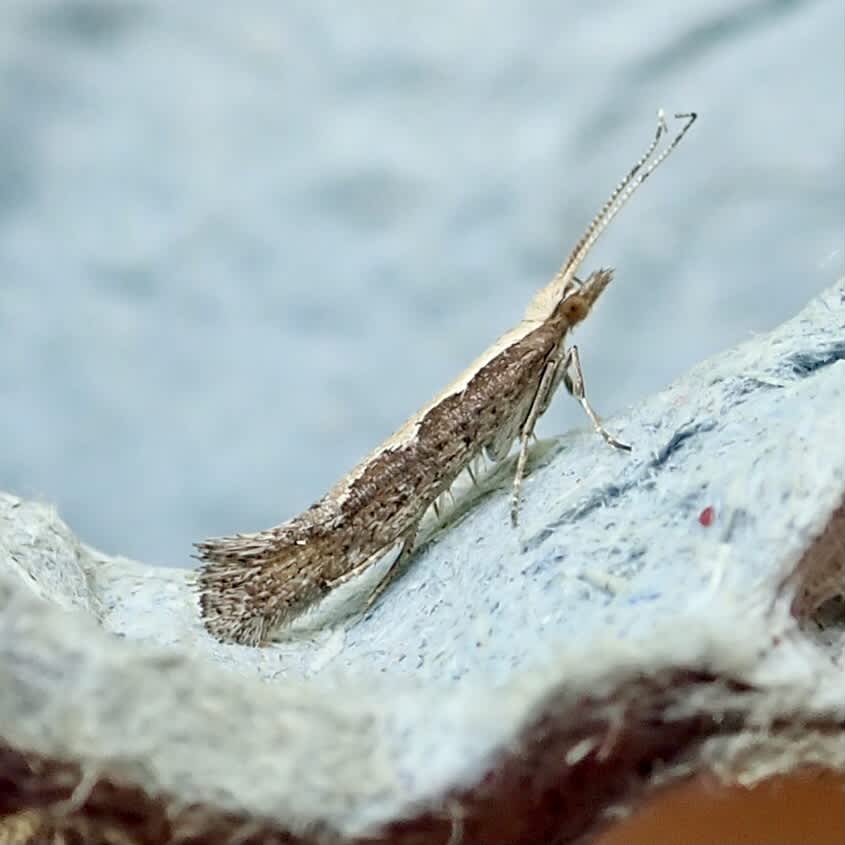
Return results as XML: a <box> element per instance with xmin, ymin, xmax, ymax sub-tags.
<box><xmin>561</xmin><ymin>294</ymin><xmax>590</xmax><ymax>324</ymax></box>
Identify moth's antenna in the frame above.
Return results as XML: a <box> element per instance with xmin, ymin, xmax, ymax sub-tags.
<box><xmin>555</xmin><ymin>110</ymin><xmax>697</xmax><ymax>292</ymax></box>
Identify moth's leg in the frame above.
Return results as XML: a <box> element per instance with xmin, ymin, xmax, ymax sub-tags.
<box><xmin>365</xmin><ymin>521</ymin><xmax>420</xmax><ymax>611</ymax></box>
<box><xmin>467</xmin><ymin>461</ymin><xmax>479</xmax><ymax>486</ymax></box>
<box><xmin>511</xmin><ymin>355</ymin><xmax>562</xmax><ymax>527</ymax></box>
<box><xmin>562</xmin><ymin>345</ymin><xmax>631</xmax><ymax>451</ymax></box>
<box><xmin>538</xmin><ymin>348</ymin><xmax>569</xmax><ymax>417</ymax></box>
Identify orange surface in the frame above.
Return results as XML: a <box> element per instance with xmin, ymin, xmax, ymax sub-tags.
<box><xmin>594</xmin><ymin>770</ymin><xmax>845</xmax><ymax>845</ymax></box>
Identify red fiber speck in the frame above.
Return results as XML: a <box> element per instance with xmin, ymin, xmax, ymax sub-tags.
<box><xmin>698</xmin><ymin>506</ymin><xmax>716</xmax><ymax>527</ymax></box>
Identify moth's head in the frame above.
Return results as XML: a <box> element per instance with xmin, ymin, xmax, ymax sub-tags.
<box><xmin>557</xmin><ymin>267</ymin><xmax>614</xmax><ymax>326</ymax></box>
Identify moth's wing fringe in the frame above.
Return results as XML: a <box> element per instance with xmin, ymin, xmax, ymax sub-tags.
<box><xmin>194</xmin><ymin>531</ymin><xmax>322</xmax><ymax>646</ymax></box>
<box><xmin>194</xmin><ymin>529</ymin><xmax>286</xmax><ymax>564</ymax></box>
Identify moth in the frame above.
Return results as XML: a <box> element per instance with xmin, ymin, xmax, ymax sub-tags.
<box><xmin>196</xmin><ymin>109</ymin><xmax>697</xmax><ymax>645</ymax></box>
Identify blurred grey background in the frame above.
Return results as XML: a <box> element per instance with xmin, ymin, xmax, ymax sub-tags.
<box><xmin>1</xmin><ymin>0</ymin><xmax>842</xmax><ymax>567</ymax></box>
